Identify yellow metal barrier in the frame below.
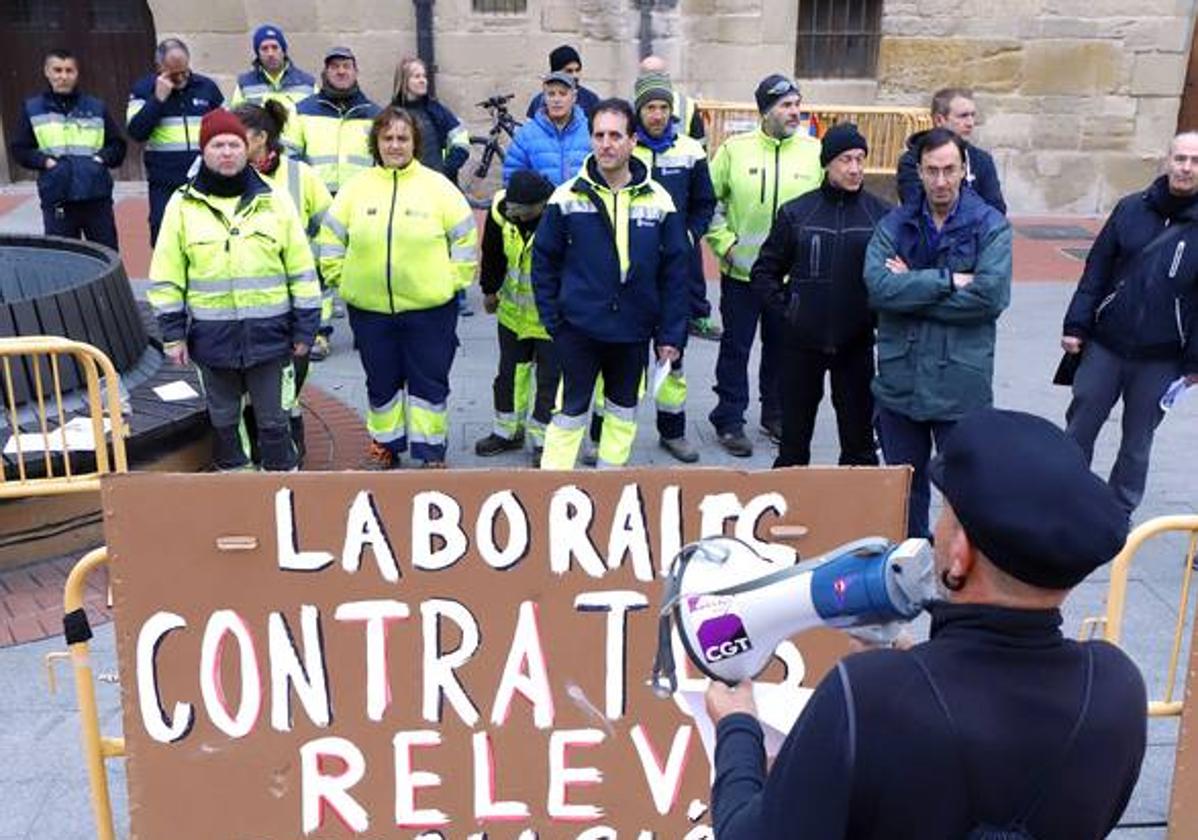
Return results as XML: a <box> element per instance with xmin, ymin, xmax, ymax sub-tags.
<box><xmin>1079</xmin><ymin>515</ymin><xmax>1198</xmax><ymax>717</ymax></box>
<box><xmin>698</xmin><ymin>100</ymin><xmax>933</xmax><ymax>176</ymax></box>
<box><xmin>45</xmin><ymin>546</ymin><xmax>123</xmax><ymax>840</ymax></box>
<box><xmin>0</xmin><ymin>336</ymin><xmax>128</xmax><ymax>498</ymax></box>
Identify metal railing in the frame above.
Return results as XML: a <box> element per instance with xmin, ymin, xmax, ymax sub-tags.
<box><xmin>698</xmin><ymin>100</ymin><xmax>934</xmax><ymax>176</ymax></box>
<box><xmin>0</xmin><ymin>336</ymin><xmax>128</xmax><ymax>498</ymax></box>
<box><xmin>1079</xmin><ymin>515</ymin><xmax>1198</xmax><ymax>717</ymax></box>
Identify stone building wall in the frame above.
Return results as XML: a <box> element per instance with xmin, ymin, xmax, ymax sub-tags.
<box><xmin>144</xmin><ymin>0</ymin><xmax>1197</xmax><ymax>214</ymax></box>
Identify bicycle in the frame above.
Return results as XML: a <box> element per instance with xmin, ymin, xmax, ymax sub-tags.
<box><xmin>459</xmin><ymin>93</ymin><xmax>522</xmax><ymax>210</ymax></box>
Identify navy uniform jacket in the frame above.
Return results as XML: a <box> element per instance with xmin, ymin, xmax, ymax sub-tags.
<box><xmin>126</xmin><ymin>72</ymin><xmax>223</xmax><ymax>188</ymax></box>
<box><xmin>713</xmin><ymin>604</ymin><xmax>1146</xmax><ymax>839</ymax></box>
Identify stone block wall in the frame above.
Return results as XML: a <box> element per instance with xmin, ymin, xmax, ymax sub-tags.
<box><xmin>143</xmin><ymin>0</ymin><xmax>1196</xmax><ymax>213</ymax></box>
<box><xmin>876</xmin><ymin>0</ymin><xmax>1196</xmax><ymax>212</ymax></box>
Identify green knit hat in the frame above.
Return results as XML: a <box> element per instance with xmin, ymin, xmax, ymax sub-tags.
<box><xmin>634</xmin><ymin>72</ymin><xmax>673</xmax><ymax>113</ymax></box>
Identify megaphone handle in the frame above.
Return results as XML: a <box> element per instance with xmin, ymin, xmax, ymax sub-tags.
<box><xmin>649</xmin><ymin>612</ymin><xmax>678</xmax><ymax>698</ymax></box>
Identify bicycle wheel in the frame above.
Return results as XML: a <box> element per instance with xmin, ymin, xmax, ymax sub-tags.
<box><xmin>459</xmin><ymin>137</ymin><xmax>505</xmax><ymax>210</ymax></box>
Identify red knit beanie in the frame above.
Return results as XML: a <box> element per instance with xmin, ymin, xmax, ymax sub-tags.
<box><xmin>199</xmin><ymin>110</ymin><xmax>248</xmax><ymax>150</ymax></box>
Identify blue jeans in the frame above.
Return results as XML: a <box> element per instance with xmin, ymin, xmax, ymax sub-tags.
<box><xmin>875</xmin><ymin>406</ymin><xmax>957</xmax><ymax>538</ymax></box>
<box><xmin>709</xmin><ymin>275</ymin><xmax>783</xmax><ymax>434</ymax></box>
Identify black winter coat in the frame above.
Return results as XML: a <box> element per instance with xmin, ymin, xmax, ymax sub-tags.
<box><xmin>750</xmin><ymin>181</ymin><xmax>891</xmax><ymax>351</ymax></box>
<box><xmin>1064</xmin><ymin>176</ymin><xmax>1198</xmax><ymax>373</ymax></box>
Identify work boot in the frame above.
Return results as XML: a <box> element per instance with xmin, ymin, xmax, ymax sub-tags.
<box><xmin>660</xmin><ymin>436</ymin><xmax>700</xmax><ymax>463</ymax></box>
<box><xmin>580</xmin><ymin>439</ymin><xmax>599</xmax><ymax>467</ymax></box>
<box><xmin>419</xmin><ymin>459</ymin><xmax>447</xmax><ymax>469</ymax></box>
<box><xmin>475</xmin><ymin>431</ymin><xmax>525</xmax><ymax>457</ymax></box>
<box><xmin>689</xmin><ymin>316</ymin><xmax>723</xmax><ymax>341</ymax></box>
<box><xmin>717</xmin><ymin>430</ymin><xmax>753</xmax><ymax>458</ymax></box>
<box><xmin>362</xmin><ymin>440</ymin><xmax>399</xmax><ymax>470</ymax></box>
<box><xmin>309</xmin><ymin>334</ymin><xmax>331</xmax><ymax>362</ymax></box>
<box><xmin>761</xmin><ymin>418</ymin><xmax>783</xmax><ymax>444</ymax></box>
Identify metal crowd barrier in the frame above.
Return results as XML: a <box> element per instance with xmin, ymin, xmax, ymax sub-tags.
<box><xmin>1079</xmin><ymin>515</ymin><xmax>1198</xmax><ymax>717</ymax></box>
<box><xmin>0</xmin><ymin>336</ymin><xmax>128</xmax><ymax>498</ymax></box>
<box><xmin>698</xmin><ymin>100</ymin><xmax>934</xmax><ymax>176</ymax></box>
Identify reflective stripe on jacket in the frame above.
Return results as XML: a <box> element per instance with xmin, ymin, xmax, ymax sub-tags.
<box><xmin>317</xmin><ymin>163</ymin><xmax>478</xmax><ymax>314</ymax></box>
<box><xmin>13</xmin><ymin>91</ymin><xmax>125</xmax><ymax>207</ymax></box>
<box><xmin>147</xmin><ymin>170</ymin><xmax>321</xmax><ymax>369</ymax></box>
<box><xmin>705</xmin><ymin>126</ymin><xmax>822</xmax><ymax>280</ymax></box>
<box><xmin>294</xmin><ymin>91</ymin><xmax>381</xmax><ymax>195</ymax></box>
<box><xmin>230</xmin><ymin>61</ymin><xmax>317</xmax><ymax>108</ymax></box>
<box><xmin>126</xmin><ymin>73</ymin><xmax>223</xmax><ymax>186</ymax></box>
<box><xmin>532</xmin><ymin>155</ymin><xmax>690</xmax><ymax>348</ymax></box>
<box><xmin>259</xmin><ymin>154</ymin><xmax>333</xmax><ymax>240</ymax></box>
<box><xmin>633</xmin><ymin>130</ymin><xmax>715</xmax><ymax>242</ymax></box>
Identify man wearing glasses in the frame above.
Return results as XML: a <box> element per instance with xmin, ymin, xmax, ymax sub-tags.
<box><xmin>863</xmin><ymin>127</ymin><xmax>1012</xmax><ymax>538</ymax></box>
<box><xmin>705</xmin><ymin>75</ymin><xmax>822</xmax><ymax>457</ymax></box>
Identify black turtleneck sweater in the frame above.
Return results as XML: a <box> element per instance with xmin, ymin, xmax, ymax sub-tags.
<box><xmin>750</xmin><ymin>180</ymin><xmax>892</xmax><ymax>352</ymax></box>
<box><xmin>712</xmin><ymin>603</ymin><xmax>1147</xmax><ymax>839</ymax></box>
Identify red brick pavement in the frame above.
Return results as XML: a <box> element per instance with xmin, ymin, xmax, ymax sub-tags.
<box><xmin>0</xmin><ymin>384</ymin><xmax>368</xmax><ymax>648</ymax></box>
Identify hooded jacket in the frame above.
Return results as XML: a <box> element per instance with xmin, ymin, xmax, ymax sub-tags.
<box><xmin>502</xmin><ymin>105</ymin><xmax>591</xmax><ymax>187</ymax></box>
<box><xmin>1063</xmin><ymin>175</ymin><xmax>1198</xmax><ymax>373</ymax></box>
<box><xmin>896</xmin><ymin>130</ymin><xmax>1007</xmax><ymax>215</ymax></box>
<box><xmin>532</xmin><ymin>155</ymin><xmax>690</xmax><ymax>347</ymax></box>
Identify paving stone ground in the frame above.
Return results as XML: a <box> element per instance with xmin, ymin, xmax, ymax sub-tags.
<box><xmin>0</xmin><ymin>186</ymin><xmax>1192</xmax><ymax>838</ymax></box>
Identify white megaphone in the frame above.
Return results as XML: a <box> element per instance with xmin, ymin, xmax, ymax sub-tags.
<box><xmin>650</xmin><ymin>535</ymin><xmax>935</xmax><ymax>695</ymax></box>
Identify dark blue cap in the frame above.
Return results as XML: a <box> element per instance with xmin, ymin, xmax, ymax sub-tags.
<box><xmin>929</xmin><ymin>409</ymin><xmax>1129</xmax><ymax>590</ymax></box>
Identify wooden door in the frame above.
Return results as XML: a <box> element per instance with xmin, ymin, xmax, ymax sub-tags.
<box><xmin>0</xmin><ymin>0</ymin><xmax>156</xmax><ymax>182</ymax></box>
<box><xmin>1179</xmin><ymin>14</ymin><xmax>1198</xmax><ymax>132</ymax></box>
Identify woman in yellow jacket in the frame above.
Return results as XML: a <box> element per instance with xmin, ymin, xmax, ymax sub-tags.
<box><xmin>318</xmin><ymin>106</ymin><xmax>478</xmax><ymax>468</ymax></box>
<box><xmin>233</xmin><ymin>100</ymin><xmax>333</xmax><ymax>463</ymax></box>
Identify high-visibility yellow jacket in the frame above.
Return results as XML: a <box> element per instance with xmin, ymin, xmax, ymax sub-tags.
<box><xmin>293</xmin><ymin>90</ymin><xmax>381</xmax><ymax>195</ymax></box>
<box><xmin>258</xmin><ymin>154</ymin><xmax>332</xmax><ymax>240</ymax></box>
<box><xmin>318</xmin><ymin>162</ymin><xmax>478</xmax><ymax>314</ymax></box>
<box><xmin>148</xmin><ymin>170</ymin><xmax>321</xmax><ymax>368</ymax></box>
<box><xmin>484</xmin><ymin>190</ymin><xmax>547</xmax><ymax>341</ymax></box>
<box><xmin>705</xmin><ymin>125</ymin><xmax>822</xmax><ymax>281</ymax></box>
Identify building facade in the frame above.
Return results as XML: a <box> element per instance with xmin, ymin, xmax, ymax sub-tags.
<box><xmin>2</xmin><ymin>0</ymin><xmax>1195</xmax><ymax>214</ymax></box>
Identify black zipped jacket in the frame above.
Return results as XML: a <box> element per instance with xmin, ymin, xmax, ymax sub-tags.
<box><xmin>750</xmin><ymin>181</ymin><xmax>891</xmax><ymax>351</ymax></box>
<box><xmin>1064</xmin><ymin>176</ymin><xmax>1198</xmax><ymax>373</ymax></box>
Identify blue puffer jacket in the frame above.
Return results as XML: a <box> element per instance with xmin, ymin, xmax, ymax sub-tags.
<box><xmin>864</xmin><ymin>188</ymin><xmax>1012</xmax><ymax>421</ymax></box>
<box><xmin>532</xmin><ymin>155</ymin><xmax>690</xmax><ymax>348</ymax></box>
<box><xmin>126</xmin><ymin>72</ymin><xmax>223</xmax><ymax>187</ymax></box>
<box><xmin>1064</xmin><ymin>176</ymin><xmax>1198</xmax><ymax>373</ymax></box>
<box><xmin>502</xmin><ymin>106</ymin><xmax>590</xmax><ymax>187</ymax></box>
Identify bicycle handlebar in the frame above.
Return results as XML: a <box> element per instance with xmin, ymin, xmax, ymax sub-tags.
<box><xmin>475</xmin><ymin>93</ymin><xmax>516</xmax><ymax>109</ymax></box>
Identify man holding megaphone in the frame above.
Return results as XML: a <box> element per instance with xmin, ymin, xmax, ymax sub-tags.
<box><xmin>705</xmin><ymin>409</ymin><xmax>1146</xmax><ymax>839</ymax></box>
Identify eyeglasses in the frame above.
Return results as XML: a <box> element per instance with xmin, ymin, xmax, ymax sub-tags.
<box><xmin>920</xmin><ymin>165</ymin><xmax>962</xmax><ymax>182</ymax></box>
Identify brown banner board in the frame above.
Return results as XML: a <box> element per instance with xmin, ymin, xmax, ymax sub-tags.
<box><xmin>1168</xmin><ymin>597</ymin><xmax>1198</xmax><ymax>838</ymax></box>
<box><xmin>104</xmin><ymin>468</ymin><xmax>909</xmax><ymax>837</ymax></box>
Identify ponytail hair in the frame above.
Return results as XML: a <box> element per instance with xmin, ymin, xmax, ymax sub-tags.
<box><xmin>230</xmin><ymin>100</ymin><xmax>289</xmax><ymax>151</ymax></box>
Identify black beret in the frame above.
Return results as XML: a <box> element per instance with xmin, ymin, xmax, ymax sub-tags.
<box><xmin>929</xmin><ymin>409</ymin><xmax>1129</xmax><ymax>590</ymax></box>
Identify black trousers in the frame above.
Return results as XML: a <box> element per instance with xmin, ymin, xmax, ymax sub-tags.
<box><xmin>775</xmin><ymin>340</ymin><xmax>878</xmax><ymax>468</ymax></box>
<box><xmin>42</xmin><ymin>199</ymin><xmax>119</xmax><ymax>251</ymax></box>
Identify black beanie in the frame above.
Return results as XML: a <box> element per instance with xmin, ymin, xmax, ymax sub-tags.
<box><xmin>507</xmin><ymin>170</ymin><xmax>554</xmax><ymax>205</ymax></box>
<box><xmin>549</xmin><ymin>45</ymin><xmax>582</xmax><ymax>72</ymax></box>
<box><xmin>755</xmin><ymin>74</ymin><xmax>799</xmax><ymax>114</ymax></box>
<box><xmin>820</xmin><ymin>122</ymin><xmax>869</xmax><ymax>167</ymax></box>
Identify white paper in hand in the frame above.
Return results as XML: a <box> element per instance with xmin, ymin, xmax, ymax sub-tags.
<box><xmin>651</xmin><ymin>358</ymin><xmax>672</xmax><ymax>398</ymax></box>
<box><xmin>1160</xmin><ymin>376</ymin><xmax>1194</xmax><ymax>413</ymax></box>
<box><xmin>678</xmin><ymin>682</ymin><xmax>814</xmax><ymax>770</ymax></box>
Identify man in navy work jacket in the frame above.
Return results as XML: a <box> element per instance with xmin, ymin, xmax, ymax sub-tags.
<box><xmin>707</xmin><ymin>408</ymin><xmax>1146</xmax><ymax>840</ymax></box>
<box><xmin>10</xmin><ymin>49</ymin><xmax>126</xmax><ymax>250</ymax></box>
<box><xmin>533</xmin><ymin>98</ymin><xmax>689</xmax><ymax>469</ymax></box>
<box><xmin>864</xmin><ymin>127</ymin><xmax>1011</xmax><ymax>539</ymax></box>
<box><xmin>896</xmin><ymin>87</ymin><xmax>1006</xmax><ymax>215</ymax></box>
<box><xmin>1061</xmin><ymin>130</ymin><xmax>1198</xmax><ymax>514</ymax></box>
<box><xmin>126</xmin><ymin>38</ymin><xmax>223</xmax><ymax>244</ymax></box>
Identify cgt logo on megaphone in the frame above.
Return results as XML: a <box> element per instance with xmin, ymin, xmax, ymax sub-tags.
<box><xmin>697</xmin><ymin>613</ymin><xmax>754</xmax><ymax>663</ymax></box>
